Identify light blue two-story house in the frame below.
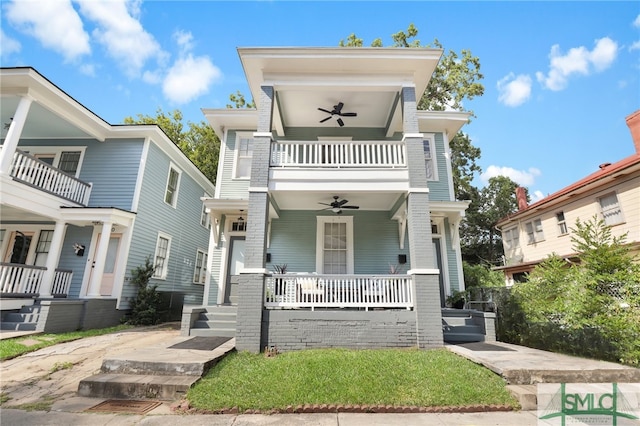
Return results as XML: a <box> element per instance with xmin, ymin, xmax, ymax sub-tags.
<box><xmin>182</xmin><ymin>47</ymin><xmax>477</xmax><ymax>352</ymax></box>
<box><xmin>0</xmin><ymin>67</ymin><xmax>215</xmax><ymax>332</ymax></box>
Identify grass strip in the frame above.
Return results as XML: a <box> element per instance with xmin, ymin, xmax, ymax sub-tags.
<box><xmin>188</xmin><ymin>348</ymin><xmax>518</xmax><ymax>411</ymax></box>
<box><xmin>0</xmin><ymin>325</ymin><xmax>133</xmax><ymax>361</ymax></box>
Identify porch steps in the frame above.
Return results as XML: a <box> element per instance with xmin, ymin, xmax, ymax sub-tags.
<box><xmin>189</xmin><ymin>305</ymin><xmax>237</xmax><ymax>337</ymax></box>
<box><xmin>442</xmin><ymin>310</ymin><xmax>484</xmax><ymax>343</ymax></box>
<box><xmin>0</xmin><ymin>304</ymin><xmax>41</xmax><ymax>331</ymax></box>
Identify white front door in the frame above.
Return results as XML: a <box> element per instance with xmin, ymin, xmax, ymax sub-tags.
<box><xmin>225</xmin><ymin>237</ymin><xmax>245</xmax><ymax>304</ymax></box>
<box><xmin>94</xmin><ymin>233</ymin><xmax>121</xmax><ymax>296</ymax></box>
<box><xmin>316</xmin><ymin>216</ymin><xmax>354</xmax><ymax>274</ymax></box>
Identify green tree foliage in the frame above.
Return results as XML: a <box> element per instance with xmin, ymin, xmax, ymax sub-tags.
<box><xmin>124</xmin><ymin>108</ymin><xmax>220</xmax><ymax>184</ymax></box>
<box><xmin>462</xmin><ymin>176</ymin><xmax>522</xmax><ymax>264</ymax></box>
<box><xmin>227</xmin><ymin>91</ymin><xmax>256</xmax><ymax>109</ymax></box>
<box><xmin>499</xmin><ymin>217</ymin><xmax>640</xmax><ymax>366</ymax></box>
<box><xmin>462</xmin><ymin>261</ymin><xmax>505</xmax><ymax>288</ymax></box>
<box><xmin>127</xmin><ymin>257</ymin><xmax>161</xmax><ymax>326</ymax></box>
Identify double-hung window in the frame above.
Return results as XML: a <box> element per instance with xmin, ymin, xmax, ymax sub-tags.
<box><xmin>422</xmin><ymin>138</ymin><xmax>437</xmax><ymax>180</ymax></box>
<box><xmin>525</xmin><ymin>219</ymin><xmax>544</xmax><ymax>244</ymax></box>
<box><xmin>193</xmin><ymin>250</ymin><xmax>208</xmax><ymax>284</ymax></box>
<box><xmin>153</xmin><ymin>234</ymin><xmax>171</xmax><ymax>279</ymax></box>
<box><xmin>503</xmin><ymin>227</ymin><xmax>520</xmax><ymax>250</ymax></box>
<box><xmin>234</xmin><ymin>134</ymin><xmax>253</xmax><ymax>178</ymax></box>
<box><xmin>556</xmin><ymin>212</ymin><xmax>568</xmax><ymax>235</ymax></box>
<box><xmin>34</xmin><ymin>230</ymin><xmax>53</xmax><ymax>267</ymax></box>
<box><xmin>164</xmin><ymin>165</ymin><xmax>181</xmax><ymax>207</ymax></box>
<box><xmin>598</xmin><ymin>192</ymin><xmax>623</xmax><ymax>226</ymax></box>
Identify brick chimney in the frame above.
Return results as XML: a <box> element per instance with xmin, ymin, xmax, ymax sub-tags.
<box><xmin>626</xmin><ymin>109</ymin><xmax>640</xmax><ymax>154</ymax></box>
<box><xmin>516</xmin><ymin>186</ymin><xmax>528</xmax><ymax>211</ymax></box>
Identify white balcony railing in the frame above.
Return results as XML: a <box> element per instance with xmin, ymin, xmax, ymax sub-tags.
<box><xmin>10</xmin><ymin>150</ymin><xmax>91</xmax><ymax>205</ymax></box>
<box><xmin>270</xmin><ymin>140</ymin><xmax>406</xmax><ymax>168</ymax></box>
<box><xmin>264</xmin><ymin>274</ymin><xmax>414</xmax><ymax>311</ymax></box>
<box><xmin>0</xmin><ymin>264</ymin><xmax>72</xmax><ymax>296</ymax></box>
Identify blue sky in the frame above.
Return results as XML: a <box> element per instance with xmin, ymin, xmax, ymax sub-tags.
<box><xmin>1</xmin><ymin>1</ymin><xmax>639</xmax><ymax>201</ymax></box>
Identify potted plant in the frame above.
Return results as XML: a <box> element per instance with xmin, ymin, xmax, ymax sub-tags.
<box><xmin>446</xmin><ymin>290</ymin><xmax>466</xmax><ymax>309</ymax></box>
<box><xmin>272</xmin><ymin>264</ymin><xmax>288</xmax><ymax>296</ymax></box>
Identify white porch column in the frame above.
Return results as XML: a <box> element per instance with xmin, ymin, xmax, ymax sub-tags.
<box><xmin>39</xmin><ymin>221</ymin><xmax>67</xmax><ymax>298</ymax></box>
<box><xmin>0</xmin><ymin>96</ymin><xmax>33</xmax><ymax>175</ymax></box>
<box><xmin>86</xmin><ymin>221</ymin><xmax>112</xmax><ymax>297</ymax></box>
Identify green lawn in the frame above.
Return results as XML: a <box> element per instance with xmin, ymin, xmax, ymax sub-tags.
<box><xmin>0</xmin><ymin>325</ymin><xmax>132</xmax><ymax>361</ymax></box>
<box><xmin>188</xmin><ymin>348</ymin><xmax>519</xmax><ymax>412</ymax></box>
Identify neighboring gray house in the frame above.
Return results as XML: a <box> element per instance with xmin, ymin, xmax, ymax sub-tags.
<box><xmin>182</xmin><ymin>47</ymin><xmax>478</xmax><ymax>352</ymax></box>
<box><xmin>0</xmin><ymin>67</ymin><xmax>215</xmax><ymax>332</ymax></box>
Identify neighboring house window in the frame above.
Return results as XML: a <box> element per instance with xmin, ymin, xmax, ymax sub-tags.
<box><xmin>598</xmin><ymin>192</ymin><xmax>623</xmax><ymax>226</ymax></box>
<box><xmin>556</xmin><ymin>212</ymin><xmax>568</xmax><ymax>235</ymax></box>
<box><xmin>316</xmin><ymin>216</ymin><xmax>354</xmax><ymax>274</ymax></box>
<box><xmin>153</xmin><ymin>234</ymin><xmax>171</xmax><ymax>279</ymax></box>
<box><xmin>525</xmin><ymin>219</ymin><xmax>544</xmax><ymax>244</ymax></box>
<box><xmin>503</xmin><ymin>227</ymin><xmax>520</xmax><ymax>249</ymax></box>
<box><xmin>34</xmin><ymin>230</ymin><xmax>53</xmax><ymax>267</ymax></box>
<box><xmin>234</xmin><ymin>135</ymin><xmax>253</xmax><ymax>178</ymax></box>
<box><xmin>200</xmin><ymin>195</ymin><xmax>211</xmax><ymax>229</ymax></box>
<box><xmin>164</xmin><ymin>165</ymin><xmax>181</xmax><ymax>207</ymax></box>
<box><xmin>193</xmin><ymin>250</ymin><xmax>208</xmax><ymax>284</ymax></box>
<box><xmin>422</xmin><ymin>138</ymin><xmax>437</xmax><ymax>180</ymax></box>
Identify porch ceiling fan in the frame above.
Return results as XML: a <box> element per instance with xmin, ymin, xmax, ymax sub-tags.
<box><xmin>318</xmin><ymin>102</ymin><xmax>357</xmax><ymax>127</ymax></box>
<box><xmin>319</xmin><ymin>196</ymin><xmax>360</xmax><ymax>214</ymax></box>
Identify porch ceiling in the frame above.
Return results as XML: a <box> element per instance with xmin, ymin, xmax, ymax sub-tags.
<box><xmin>272</xmin><ymin>191</ymin><xmax>402</xmax><ymax>212</ymax></box>
<box><xmin>0</xmin><ymin>205</ymin><xmax>52</xmax><ymax>222</ymax></box>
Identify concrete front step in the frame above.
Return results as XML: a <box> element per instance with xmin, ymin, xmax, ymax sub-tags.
<box><xmin>0</xmin><ymin>322</ymin><xmax>37</xmax><ymax>331</ymax></box>
<box><xmin>507</xmin><ymin>385</ymin><xmax>537</xmax><ymax>411</ymax></box>
<box><xmin>442</xmin><ymin>317</ymin><xmax>474</xmax><ymax>327</ymax></box>
<box><xmin>443</xmin><ymin>332</ymin><xmax>484</xmax><ymax>343</ymax></box>
<box><xmin>189</xmin><ymin>328</ymin><xmax>235</xmax><ymax>337</ymax></box>
<box><xmin>502</xmin><ymin>368</ymin><xmax>640</xmax><ymax>385</ymax></box>
<box><xmin>101</xmin><ymin>357</ymin><xmax>219</xmax><ymax>377</ymax></box>
<box><xmin>78</xmin><ymin>373</ymin><xmax>199</xmax><ymax>400</ymax></box>
<box><xmin>199</xmin><ymin>312</ymin><xmax>237</xmax><ymax>322</ymax></box>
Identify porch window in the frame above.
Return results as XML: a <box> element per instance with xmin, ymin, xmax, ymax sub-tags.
<box><xmin>316</xmin><ymin>216</ymin><xmax>353</xmax><ymax>274</ymax></box>
<box><xmin>525</xmin><ymin>219</ymin><xmax>544</xmax><ymax>244</ymax></box>
<box><xmin>234</xmin><ymin>135</ymin><xmax>253</xmax><ymax>178</ymax></box>
<box><xmin>193</xmin><ymin>250</ymin><xmax>208</xmax><ymax>284</ymax></box>
<box><xmin>164</xmin><ymin>165</ymin><xmax>181</xmax><ymax>207</ymax></box>
<box><xmin>503</xmin><ymin>227</ymin><xmax>520</xmax><ymax>249</ymax></box>
<box><xmin>423</xmin><ymin>138</ymin><xmax>437</xmax><ymax>181</ymax></box>
<box><xmin>34</xmin><ymin>230</ymin><xmax>53</xmax><ymax>267</ymax></box>
<box><xmin>28</xmin><ymin>148</ymin><xmax>84</xmax><ymax>177</ymax></box>
<box><xmin>58</xmin><ymin>151</ymin><xmax>81</xmax><ymax>174</ymax></box>
<box><xmin>556</xmin><ymin>212</ymin><xmax>568</xmax><ymax>235</ymax></box>
<box><xmin>598</xmin><ymin>192</ymin><xmax>623</xmax><ymax>226</ymax></box>
<box><xmin>153</xmin><ymin>234</ymin><xmax>171</xmax><ymax>279</ymax></box>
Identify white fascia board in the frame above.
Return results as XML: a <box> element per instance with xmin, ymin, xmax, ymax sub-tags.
<box><xmin>60</xmin><ymin>207</ymin><xmax>136</xmax><ymax>227</ymax></box>
<box><xmin>430</xmin><ymin>200</ymin><xmax>471</xmax><ymax>214</ymax></box>
<box><xmin>202</xmin><ymin>108</ymin><xmax>258</xmax><ymax>139</ymax></box>
<box><xmin>417</xmin><ymin>111</ymin><xmax>471</xmax><ymax>136</ymax></box>
<box><xmin>203</xmin><ymin>198</ymin><xmax>249</xmax><ymax>214</ymax></box>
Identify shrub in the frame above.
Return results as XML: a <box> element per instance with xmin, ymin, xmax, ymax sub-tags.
<box><xmin>127</xmin><ymin>257</ymin><xmax>161</xmax><ymax>326</ymax></box>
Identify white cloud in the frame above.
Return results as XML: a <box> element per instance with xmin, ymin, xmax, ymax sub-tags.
<box><xmin>0</xmin><ymin>29</ymin><xmax>21</xmax><ymax>58</ymax></box>
<box><xmin>536</xmin><ymin>37</ymin><xmax>618</xmax><ymax>91</ymax></box>
<box><xmin>5</xmin><ymin>0</ymin><xmax>90</xmax><ymax>62</ymax></box>
<box><xmin>480</xmin><ymin>165</ymin><xmax>541</xmax><ymax>187</ymax></box>
<box><xmin>497</xmin><ymin>73</ymin><xmax>532</xmax><ymax>107</ymax></box>
<box><xmin>631</xmin><ymin>41</ymin><xmax>640</xmax><ymax>51</ymax></box>
<box><xmin>173</xmin><ymin>30</ymin><xmax>194</xmax><ymax>52</ymax></box>
<box><xmin>531</xmin><ymin>190</ymin><xmax>545</xmax><ymax>203</ymax></box>
<box><xmin>162</xmin><ymin>55</ymin><xmax>221</xmax><ymax>104</ymax></box>
<box><xmin>634</xmin><ymin>14</ymin><xmax>640</xmax><ymax>27</ymax></box>
<box><xmin>76</xmin><ymin>0</ymin><xmax>162</xmax><ymax>77</ymax></box>
<box><xmin>79</xmin><ymin>63</ymin><xmax>96</xmax><ymax>76</ymax></box>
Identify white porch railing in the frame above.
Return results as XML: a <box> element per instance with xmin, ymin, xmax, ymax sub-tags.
<box><xmin>270</xmin><ymin>140</ymin><xmax>406</xmax><ymax>168</ymax></box>
<box><xmin>52</xmin><ymin>269</ymin><xmax>73</xmax><ymax>296</ymax></box>
<box><xmin>0</xmin><ymin>263</ymin><xmax>45</xmax><ymax>294</ymax></box>
<box><xmin>0</xmin><ymin>264</ymin><xmax>72</xmax><ymax>296</ymax></box>
<box><xmin>264</xmin><ymin>274</ymin><xmax>414</xmax><ymax>310</ymax></box>
<box><xmin>10</xmin><ymin>150</ymin><xmax>92</xmax><ymax>205</ymax></box>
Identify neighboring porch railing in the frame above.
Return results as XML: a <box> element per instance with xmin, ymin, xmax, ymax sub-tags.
<box><xmin>0</xmin><ymin>263</ymin><xmax>72</xmax><ymax>297</ymax></box>
<box><xmin>264</xmin><ymin>274</ymin><xmax>414</xmax><ymax>310</ymax></box>
<box><xmin>270</xmin><ymin>140</ymin><xmax>406</xmax><ymax>168</ymax></box>
<box><xmin>10</xmin><ymin>150</ymin><xmax>92</xmax><ymax>205</ymax></box>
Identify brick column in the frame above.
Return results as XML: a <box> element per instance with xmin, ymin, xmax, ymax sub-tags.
<box><xmin>402</xmin><ymin>86</ymin><xmax>444</xmax><ymax>348</ymax></box>
<box><xmin>236</xmin><ymin>85</ymin><xmax>273</xmax><ymax>353</ymax></box>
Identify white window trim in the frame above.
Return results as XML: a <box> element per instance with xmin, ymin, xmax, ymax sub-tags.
<box><xmin>200</xmin><ymin>193</ymin><xmax>211</xmax><ymax>229</ymax></box>
<box><xmin>232</xmin><ymin>132</ymin><xmax>253</xmax><ymax>180</ymax></box>
<box><xmin>315</xmin><ymin>216</ymin><xmax>354</xmax><ymax>274</ymax></box>
<box><xmin>598</xmin><ymin>191</ymin><xmax>624</xmax><ymax>226</ymax></box>
<box><xmin>152</xmin><ymin>232</ymin><xmax>172</xmax><ymax>280</ymax></box>
<box><xmin>164</xmin><ymin>163</ymin><xmax>182</xmax><ymax>208</ymax></box>
<box><xmin>19</xmin><ymin>146</ymin><xmax>86</xmax><ymax>178</ymax></box>
<box><xmin>193</xmin><ymin>249</ymin><xmax>208</xmax><ymax>284</ymax></box>
<box><xmin>556</xmin><ymin>212</ymin><xmax>568</xmax><ymax>236</ymax></box>
<box><xmin>422</xmin><ymin>135</ymin><xmax>438</xmax><ymax>181</ymax></box>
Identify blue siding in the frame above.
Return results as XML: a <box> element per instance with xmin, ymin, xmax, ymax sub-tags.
<box><xmin>443</xmin><ymin>217</ymin><xmax>462</xmax><ymax>292</ymax></box>
<box><xmin>427</xmin><ymin>133</ymin><xmax>452</xmax><ymax>201</ymax></box>
<box><xmin>219</xmin><ymin>130</ymin><xmax>251</xmax><ymax>199</ymax></box>
<box><xmin>122</xmin><ymin>142</ymin><xmax>208</xmax><ymax>308</ymax></box>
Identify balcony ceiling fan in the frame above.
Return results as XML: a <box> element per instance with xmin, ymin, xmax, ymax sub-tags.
<box><xmin>318</xmin><ymin>102</ymin><xmax>357</xmax><ymax>127</ymax></box>
<box><xmin>319</xmin><ymin>196</ymin><xmax>360</xmax><ymax>214</ymax></box>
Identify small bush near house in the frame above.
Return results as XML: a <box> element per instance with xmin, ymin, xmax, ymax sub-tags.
<box><xmin>496</xmin><ymin>217</ymin><xmax>640</xmax><ymax>366</ymax></box>
<box><xmin>126</xmin><ymin>257</ymin><xmax>162</xmax><ymax>326</ymax></box>
<box><xmin>463</xmin><ymin>261</ymin><xmax>505</xmax><ymax>288</ymax></box>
